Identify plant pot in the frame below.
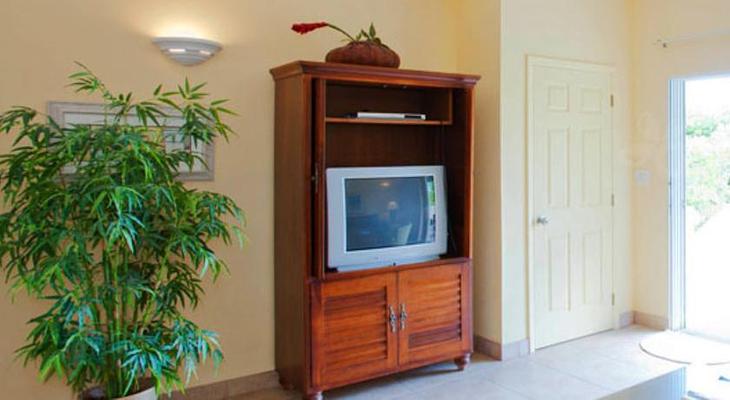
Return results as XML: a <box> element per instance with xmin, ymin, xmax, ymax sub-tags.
<box><xmin>325</xmin><ymin>41</ymin><xmax>400</xmax><ymax>68</ymax></box>
<box><xmin>81</xmin><ymin>385</ymin><xmax>156</xmax><ymax>400</ymax></box>
<box><xmin>115</xmin><ymin>386</ymin><xmax>156</xmax><ymax>400</ymax></box>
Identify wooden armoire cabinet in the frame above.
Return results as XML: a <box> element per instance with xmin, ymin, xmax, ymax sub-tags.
<box><xmin>270</xmin><ymin>61</ymin><xmax>479</xmax><ymax>400</ymax></box>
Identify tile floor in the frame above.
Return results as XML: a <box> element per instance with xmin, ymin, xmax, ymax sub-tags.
<box><xmin>235</xmin><ymin>325</ymin><xmax>682</xmax><ymax>400</ymax></box>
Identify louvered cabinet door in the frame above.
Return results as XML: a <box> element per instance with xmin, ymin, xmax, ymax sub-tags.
<box><xmin>397</xmin><ymin>262</ymin><xmax>471</xmax><ymax>367</ymax></box>
<box><xmin>311</xmin><ymin>273</ymin><xmax>398</xmax><ymax>390</ymax></box>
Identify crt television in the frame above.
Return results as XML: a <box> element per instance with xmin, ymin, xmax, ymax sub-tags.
<box><xmin>326</xmin><ymin>165</ymin><xmax>447</xmax><ymax>272</ymax></box>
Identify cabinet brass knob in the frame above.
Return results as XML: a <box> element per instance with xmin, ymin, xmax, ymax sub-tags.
<box><xmin>400</xmin><ymin>304</ymin><xmax>408</xmax><ymax>330</ymax></box>
<box><xmin>388</xmin><ymin>305</ymin><xmax>397</xmax><ymax>333</ymax></box>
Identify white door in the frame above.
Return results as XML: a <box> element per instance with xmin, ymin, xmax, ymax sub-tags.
<box><xmin>529</xmin><ymin>57</ymin><xmax>614</xmax><ymax>349</ymax></box>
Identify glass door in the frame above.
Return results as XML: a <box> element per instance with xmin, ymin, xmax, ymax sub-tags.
<box><xmin>682</xmin><ymin>76</ymin><xmax>730</xmax><ymax>340</ymax></box>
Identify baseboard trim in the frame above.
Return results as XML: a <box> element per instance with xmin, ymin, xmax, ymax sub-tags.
<box><xmin>618</xmin><ymin>311</ymin><xmax>635</xmax><ymax>329</ymax></box>
<box><xmin>165</xmin><ymin>312</ymin><xmax>665</xmax><ymax>399</ymax></box>
<box><xmin>634</xmin><ymin>311</ymin><xmax>668</xmax><ymax>330</ymax></box>
<box><xmin>167</xmin><ymin>370</ymin><xmax>279</xmax><ymax>399</ymax></box>
<box><xmin>474</xmin><ymin>335</ymin><xmax>529</xmax><ymax>361</ymax></box>
<box><xmin>473</xmin><ymin>311</ymin><xmax>666</xmax><ymax>363</ymax></box>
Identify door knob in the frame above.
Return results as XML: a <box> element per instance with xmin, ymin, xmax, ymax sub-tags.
<box><xmin>536</xmin><ymin>216</ymin><xmax>550</xmax><ymax>225</ymax></box>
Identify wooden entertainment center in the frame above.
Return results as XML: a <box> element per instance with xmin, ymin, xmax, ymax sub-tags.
<box><xmin>270</xmin><ymin>61</ymin><xmax>479</xmax><ymax>399</ymax></box>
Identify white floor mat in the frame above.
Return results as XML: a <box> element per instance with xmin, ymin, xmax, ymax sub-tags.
<box><xmin>640</xmin><ymin>331</ymin><xmax>730</xmax><ymax>365</ymax></box>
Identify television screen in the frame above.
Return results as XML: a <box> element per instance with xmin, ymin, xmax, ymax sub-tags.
<box><xmin>326</xmin><ymin>165</ymin><xmax>447</xmax><ymax>271</ymax></box>
<box><xmin>344</xmin><ymin>176</ymin><xmax>437</xmax><ymax>252</ymax></box>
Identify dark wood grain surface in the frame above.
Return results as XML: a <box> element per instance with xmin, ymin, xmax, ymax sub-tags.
<box><xmin>271</xmin><ymin>61</ymin><xmax>479</xmax><ymax>399</ymax></box>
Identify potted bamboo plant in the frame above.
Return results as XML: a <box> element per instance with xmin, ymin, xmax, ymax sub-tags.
<box><xmin>0</xmin><ymin>65</ymin><xmax>244</xmax><ymax>399</ymax></box>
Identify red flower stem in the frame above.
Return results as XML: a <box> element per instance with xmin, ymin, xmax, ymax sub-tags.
<box><xmin>327</xmin><ymin>23</ymin><xmax>358</xmax><ymax>42</ymax></box>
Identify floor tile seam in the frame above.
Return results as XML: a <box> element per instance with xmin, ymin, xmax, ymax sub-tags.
<box><xmin>512</xmin><ymin>358</ymin><xmax>619</xmax><ymax>392</ymax></box>
<box><xmin>396</xmin><ymin>370</ymin><xmax>530</xmax><ymax>399</ymax></box>
<box><xmin>474</xmin><ymin>376</ymin><xmax>542</xmax><ymax>400</ymax></box>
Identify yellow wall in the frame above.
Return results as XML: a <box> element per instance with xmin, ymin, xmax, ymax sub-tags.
<box><xmin>0</xmin><ymin>1</ymin><xmax>460</xmax><ymax>398</ymax></box>
<box><xmin>452</xmin><ymin>0</ymin><xmax>635</xmax><ymax>348</ymax></box>
<box><xmin>499</xmin><ymin>0</ymin><xmax>634</xmax><ymax>343</ymax></box>
<box><xmin>5</xmin><ymin>0</ymin><xmax>715</xmax><ymax>397</ymax></box>
<box><xmin>630</xmin><ymin>0</ymin><xmax>730</xmax><ymax>320</ymax></box>
<box><xmin>455</xmin><ymin>0</ymin><xmax>503</xmax><ymax>344</ymax></box>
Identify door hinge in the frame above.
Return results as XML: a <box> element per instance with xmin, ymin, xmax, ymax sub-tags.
<box><xmin>312</xmin><ymin>162</ymin><xmax>319</xmax><ymax>192</ymax></box>
<box><xmin>610</xmin><ymin>94</ymin><xmax>615</xmax><ymax>107</ymax></box>
<box><xmin>611</xmin><ymin>293</ymin><xmax>615</xmax><ymax>306</ymax></box>
<box><xmin>611</xmin><ymin>194</ymin><xmax>615</xmax><ymax>207</ymax></box>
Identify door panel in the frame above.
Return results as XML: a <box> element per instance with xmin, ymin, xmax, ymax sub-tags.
<box><xmin>311</xmin><ymin>273</ymin><xmax>398</xmax><ymax>389</ymax></box>
<box><xmin>530</xmin><ymin>59</ymin><xmax>614</xmax><ymax>348</ymax></box>
<box><xmin>397</xmin><ymin>263</ymin><xmax>471</xmax><ymax>366</ymax></box>
<box><xmin>313</xmin><ymin>78</ymin><xmax>327</xmax><ymax>278</ymax></box>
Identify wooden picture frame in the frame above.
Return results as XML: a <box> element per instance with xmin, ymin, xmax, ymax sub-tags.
<box><xmin>47</xmin><ymin>101</ymin><xmax>214</xmax><ymax>181</ymax></box>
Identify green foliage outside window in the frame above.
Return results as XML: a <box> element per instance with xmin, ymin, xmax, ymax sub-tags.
<box><xmin>687</xmin><ymin>114</ymin><xmax>720</xmax><ymax>137</ymax></box>
<box><xmin>685</xmin><ymin>112</ymin><xmax>730</xmax><ymax>228</ymax></box>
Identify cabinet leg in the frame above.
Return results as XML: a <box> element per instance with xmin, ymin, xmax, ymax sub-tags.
<box><xmin>454</xmin><ymin>353</ymin><xmax>471</xmax><ymax>371</ymax></box>
<box><xmin>279</xmin><ymin>377</ymin><xmax>294</xmax><ymax>390</ymax></box>
<box><xmin>305</xmin><ymin>391</ymin><xmax>323</xmax><ymax>400</ymax></box>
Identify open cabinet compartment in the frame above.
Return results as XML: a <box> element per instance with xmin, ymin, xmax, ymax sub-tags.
<box><xmin>316</xmin><ymin>81</ymin><xmax>472</xmax><ymax>278</ymax></box>
<box><xmin>325</xmin><ymin>81</ymin><xmax>453</xmax><ymax>124</ymax></box>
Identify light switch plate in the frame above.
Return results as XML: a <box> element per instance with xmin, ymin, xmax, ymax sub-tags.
<box><xmin>634</xmin><ymin>169</ymin><xmax>651</xmax><ymax>186</ymax></box>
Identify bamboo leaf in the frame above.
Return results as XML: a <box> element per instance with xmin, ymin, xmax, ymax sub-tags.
<box><xmin>0</xmin><ymin>64</ymin><xmax>243</xmax><ymax>398</ymax></box>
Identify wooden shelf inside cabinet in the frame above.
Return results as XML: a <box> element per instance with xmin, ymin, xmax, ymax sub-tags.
<box><xmin>325</xmin><ymin>117</ymin><xmax>452</xmax><ymax>126</ymax></box>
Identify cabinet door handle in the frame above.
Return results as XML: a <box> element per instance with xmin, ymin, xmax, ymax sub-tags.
<box><xmin>400</xmin><ymin>303</ymin><xmax>408</xmax><ymax>330</ymax></box>
<box><xmin>388</xmin><ymin>305</ymin><xmax>397</xmax><ymax>333</ymax></box>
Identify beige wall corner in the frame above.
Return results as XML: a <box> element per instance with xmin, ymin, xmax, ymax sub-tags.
<box><xmin>0</xmin><ymin>1</ymin><xmax>461</xmax><ymax>398</ymax></box>
<box><xmin>630</xmin><ymin>0</ymin><xmax>730</xmax><ymax>325</ymax></box>
<box><xmin>634</xmin><ymin>311</ymin><xmax>669</xmax><ymax>331</ymax></box>
<box><xmin>474</xmin><ymin>335</ymin><xmax>530</xmax><ymax>361</ymax></box>
<box><xmin>618</xmin><ymin>311</ymin><xmax>636</xmax><ymax>329</ymax></box>
<box><xmin>454</xmin><ymin>0</ymin><xmax>503</xmax><ymax>346</ymax></box>
<box><xmin>499</xmin><ymin>0</ymin><xmax>634</xmax><ymax>345</ymax></box>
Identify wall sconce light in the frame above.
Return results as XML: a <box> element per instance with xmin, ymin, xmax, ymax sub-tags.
<box><xmin>153</xmin><ymin>37</ymin><xmax>221</xmax><ymax>66</ymax></box>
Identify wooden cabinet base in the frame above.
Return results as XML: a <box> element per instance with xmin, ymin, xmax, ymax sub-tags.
<box><xmin>309</xmin><ymin>261</ymin><xmax>472</xmax><ymax>394</ymax></box>
<box><xmin>304</xmin><ymin>352</ymin><xmax>472</xmax><ymax>398</ymax></box>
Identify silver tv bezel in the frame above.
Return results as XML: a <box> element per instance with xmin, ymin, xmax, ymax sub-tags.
<box><xmin>326</xmin><ymin>165</ymin><xmax>448</xmax><ymax>271</ymax></box>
